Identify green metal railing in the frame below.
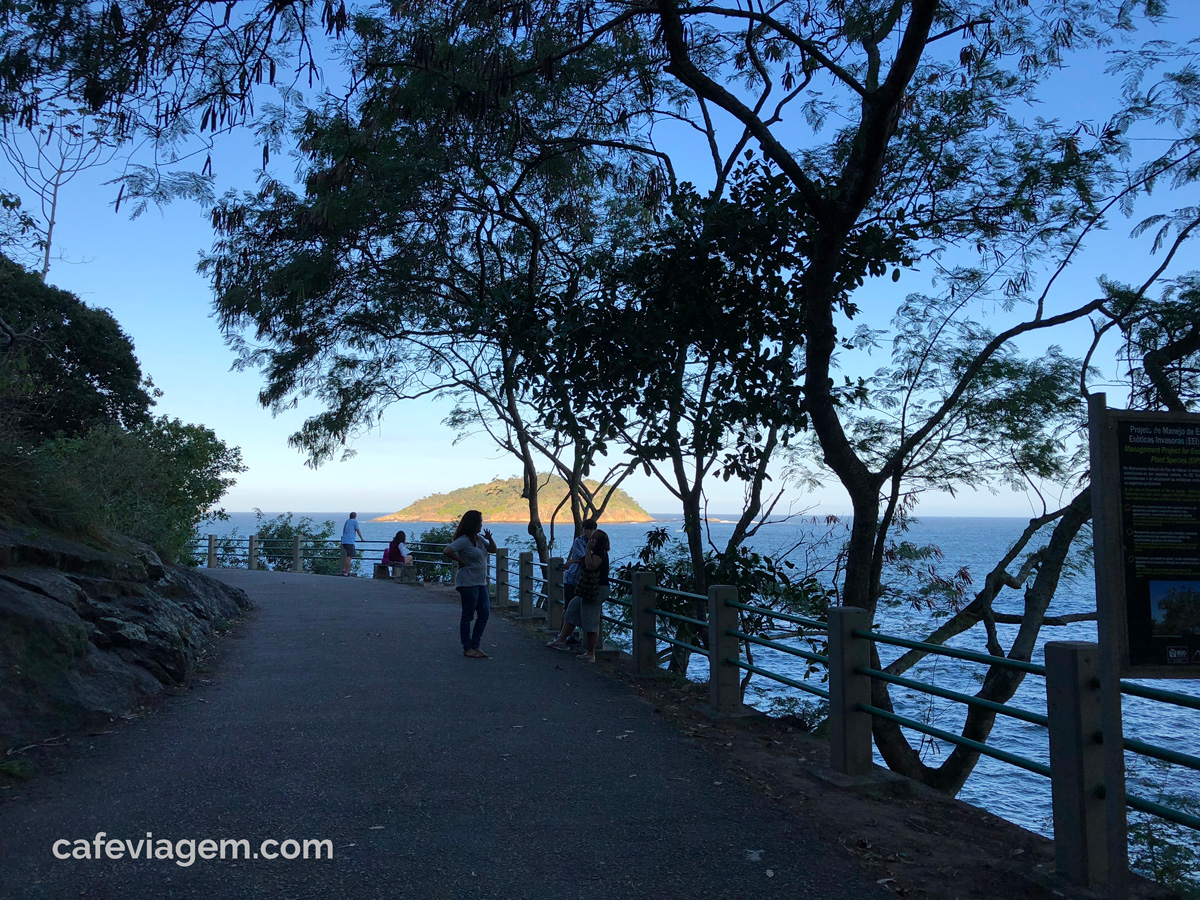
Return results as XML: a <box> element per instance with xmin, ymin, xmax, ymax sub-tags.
<box><xmin>627</xmin><ymin>577</ymin><xmax>1200</xmax><ymax>843</ymax></box>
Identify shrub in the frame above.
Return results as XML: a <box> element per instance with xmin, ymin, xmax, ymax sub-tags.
<box><xmin>248</xmin><ymin>511</ymin><xmax>343</xmax><ymax>575</ymax></box>
<box><xmin>29</xmin><ymin>418</ymin><xmax>244</xmax><ymax>563</ymax></box>
<box><xmin>414</xmin><ymin>523</ymin><xmax>457</xmax><ymax>582</ymax></box>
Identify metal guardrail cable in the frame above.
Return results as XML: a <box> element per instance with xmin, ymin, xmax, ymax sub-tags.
<box><xmin>858</xmin><ymin>666</ymin><xmax>1049</xmax><ymax>728</ymax></box>
<box><xmin>650</xmin><ymin>585</ymin><xmax>708</xmax><ymax>601</ymax></box>
<box><xmin>601</xmin><ymin>614</ymin><xmax>630</xmax><ymax>630</ymax></box>
<box><xmin>727</xmin><ymin>659</ymin><xmax>830</xmax><ymax>699</ymax></box>
<box><xmin>1126</xmin><ymin>793</ymin><xmax>1200</xmax><ymax>832</ymax></box>
<box><xmin>859</xmin><ymin>703</ymin><xmax>1051</xmax><ymax>777</ymax></box>
<box><xmin>1123</xmin><ymin>736</ymin><xmax>1200</xmax><ymax>773</ymax></box>
<box><xmin>728</xmin><ymin>629</ymin><xmax>829</xmax><ymax>665</ymax></box>
<box><xmin>1120</xmin><ymin>681</ymin><xmax>1200</xmax><ymax>712</ymax></box>
<box><xmin>853</xmin><ymin>629</ymin><xmax>1047</xmax><ymax>676</ymax></box>
<box><xmin>647</xmin><ymin>607</ymin><xmax>708</xmax><ymax>628</ymax></box>
<box><xmin>606</xmin><ymin>596</ymin><xmax>633</xmax><ymax>609</ymax></box>
<box><xmin>610</xmin><ymin>577</ymin><xmax>633</xmax><ymax>588</ymax></box>
<box><xmin>651</xmin><ymin>632</ymin><xmax>709</xmax><ymax>658</ymax></box>
<box><xmin>726</xmin><ymin>600</ymin><xmax>827</xmax><ymax>631</ymax></box>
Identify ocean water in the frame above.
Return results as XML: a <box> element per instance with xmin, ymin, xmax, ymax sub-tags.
<box><xmin>197</xmin><ymin>512</ymin><xmax>1199</xmax><ymax>840</ymax></box>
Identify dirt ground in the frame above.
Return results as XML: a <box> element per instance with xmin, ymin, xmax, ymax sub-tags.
<box><xmin>593</xmin><ymin>653</ymin><xmax>1179</xmax><ymax>900</ymax></box>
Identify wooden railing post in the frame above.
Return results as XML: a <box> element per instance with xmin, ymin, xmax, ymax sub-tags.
<box><xmin>547</xmin><ymin>557</ymin><xmax>564</xmax><ymax>631</ymax></box>
<box><xmin>248</xmin><ymin>535</ymin><xmax>259</xmax><ymax>571</ymax></box>
<box><xmin>207</xmin><ymin>534</ymin><xmax>217</xmax><ymax>569</ymax></box>
<box><xmin>494</xmin><ymin>548</ymin><xmax>510</xmax><ymax>608</ymax></box>
<box><xmin>1046</xmin><ymin>641</ymin><xmax>1108</xmax><ymax>887</ymax></box>
<box><xmin>292</xmin><ymin>535</ymin><xmax>303</xmax><ymax>573</ymax></box>
<box><xmin>708</xmin><ymin>585</ymin><xmax>742</xmax><ymax>713</ymax></box>
<box><xmin>631</xmin><ymin>570</ymin><xmax>658</xmax><ymax>675</ymax></box>
<box><xmin>518</xmin><ymin>551</ymin><xmax>534</xmax><ymax>618</ymax></box>
<box><xmin>828</xmin><ymin>606</ymin><xmax>873</xmax><ymax>776</ymax></box>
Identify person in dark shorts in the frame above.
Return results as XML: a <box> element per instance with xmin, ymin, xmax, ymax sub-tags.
<box><xmin>560</xmin><ymin>518</ymin><xmax>597</xmax><ymax>646</ymax></box>
<box><xmin>341</xmin><ymin>512</ymin><xmax>364</xmax><ymax>576</ymax></box>
<box><xmin>547</xmin><ymin>528</ymin><xmax>609</xmax><ymax>661</ymax></box>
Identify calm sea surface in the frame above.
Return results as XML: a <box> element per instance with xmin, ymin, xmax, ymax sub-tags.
<box><xmin>200</xmin><ymin>512</ymin><xmax>1199</xmax><ymax>838</ymax></box>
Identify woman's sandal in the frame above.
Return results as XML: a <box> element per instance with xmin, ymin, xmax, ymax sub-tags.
<box><xmin>546</xmin><ymin>640</ymin><xmax>567</xmax><ymax>650</ymax></box>
<box><xmin>464</xmin><ymin>648</ymin><xmax>488</xmax><ymax>659</ymax></box>
<box><xmin>577</xmin><ymin>653</ymin><xmax>596</xmax><ymax>663</ymax></box>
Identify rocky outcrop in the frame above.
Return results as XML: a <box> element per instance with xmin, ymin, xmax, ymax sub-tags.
<box><xmin>0</xmin><ymin>527</ymin><xmax>250</xmax><ymax>752</ymax></box>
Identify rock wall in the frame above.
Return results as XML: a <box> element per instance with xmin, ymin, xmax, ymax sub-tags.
<box><xmin>0</xmin><ymin>527</ymin><xmax>250</xmax><ymax>753</ymax></box>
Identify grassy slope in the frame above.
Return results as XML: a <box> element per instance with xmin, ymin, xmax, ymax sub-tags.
<box><xmin>371</xmin><ymin>475</ymin><xmax>653</xmax><ymax>523</ymax></box>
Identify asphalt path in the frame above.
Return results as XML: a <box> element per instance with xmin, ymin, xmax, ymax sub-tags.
<box><xmin>0</xmin><ymin>569</ymin><xmax>889</xmax><ymax>900</ymax></box>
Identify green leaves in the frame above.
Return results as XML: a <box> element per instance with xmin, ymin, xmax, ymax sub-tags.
<box><xmin>0</xmin><ymin>254</ymin><xmax>153</xmax><ymax>439</ymax></box>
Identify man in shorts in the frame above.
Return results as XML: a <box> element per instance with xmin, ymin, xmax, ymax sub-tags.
<box><xmin>341</xmin><ymin>512</ymin><xmax>364</xmax><ymax>576</ymax></box>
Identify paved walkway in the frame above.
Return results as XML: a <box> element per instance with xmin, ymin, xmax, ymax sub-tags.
<box><xmin>0</xmin><ymin>570</ymin><xmax>888</xmax><ymax>900</ymax></box>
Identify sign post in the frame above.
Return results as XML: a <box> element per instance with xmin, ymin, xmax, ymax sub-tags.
<box><xmin>1088</xmin><ymin>393</ymin><xmax>1200</xmax><ymax>897</ymax></box>
<box><xmin>1090</xmin><ymin>394</ymin><xmax>1200</xmax><ymax>677</ymax></box>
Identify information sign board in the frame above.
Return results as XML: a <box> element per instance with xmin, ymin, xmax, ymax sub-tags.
<box><xmin>1090</xmin><ymin>398</ymin><xmax>1200</xmax><ymax>677</ymax></box>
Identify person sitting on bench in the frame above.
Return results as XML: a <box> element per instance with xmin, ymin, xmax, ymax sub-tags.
<box><xmin>383</xmin><ymin>531</ymin><xmax>413</xmax><ymax>567</ymax></box>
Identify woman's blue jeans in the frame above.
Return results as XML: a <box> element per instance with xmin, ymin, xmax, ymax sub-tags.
<box><xmin>457</xmin><ymin>584</ymin><xmax>490</xmax><ymax>650</ymax></box>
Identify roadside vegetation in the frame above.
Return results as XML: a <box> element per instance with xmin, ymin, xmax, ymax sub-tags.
<box><xmin>0</xmin><ymin>255</ymin><xmax>243</xmax><ymax>562</ymax></box>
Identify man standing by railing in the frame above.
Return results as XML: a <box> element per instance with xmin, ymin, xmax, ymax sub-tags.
<box><xmin>340</xmin><ymin>512</ymin><xmax>364</xmax><ymax>577</ymax></box>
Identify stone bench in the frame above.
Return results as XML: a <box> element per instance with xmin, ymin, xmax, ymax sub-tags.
<box><xmin>373</xmin><ymin>562</ymin><xmax>419</xmax><ymax>583</ymax></box>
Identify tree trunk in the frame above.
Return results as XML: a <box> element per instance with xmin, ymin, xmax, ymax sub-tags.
<box><xmin>870</xmin><ymin>488</ymin><xmax>1091</xmax><ymax>792</ymax></box>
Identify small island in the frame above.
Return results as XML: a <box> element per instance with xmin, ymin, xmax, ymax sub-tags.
<box><xmin>372</xmin><ymin>475</ymin><xmax>654</xmax><ymax>524</ymax></box>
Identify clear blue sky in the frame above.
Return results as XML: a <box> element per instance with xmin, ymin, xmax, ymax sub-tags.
<box><xmin>7</xmin><ymin>6</ymin><xmax>1196</xmax><ymax>517</ymax></box>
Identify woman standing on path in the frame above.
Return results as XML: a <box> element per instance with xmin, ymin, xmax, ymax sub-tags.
<box><xmin>443</xmin><ymin>510</ymin><xmax>499</xmax><ymax>659</ymax></box>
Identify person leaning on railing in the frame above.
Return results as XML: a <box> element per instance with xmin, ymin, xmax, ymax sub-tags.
<box><xmin>559</xmin><ymin>518</ymin><xmax>597</xmax><ymax>647</ymax></box>
<box><xmin>340</xmin><ymin>512</ymin><xmax>364</xmax><ymax>577</ymax></box>
<box><xmin>547</xmin><ymin>528</ymin><xmax>609</xmax><ymax>662</ymax></box>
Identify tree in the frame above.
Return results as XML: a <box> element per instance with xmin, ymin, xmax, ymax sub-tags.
<box><xmin>0</xmin><ymin>0</ymin><xmax>333</xmax><ymax>140</ymax></box>
<box><xmin>202</xmin><ymin>6</ymin><xmax>666</xmax><ymax>557</ymax></box>
<box><xmin>0</xmin><ymin>253</ymin><xmax>153</xmax><ymax>438</ymax></box>
<box><xmin>0</xmin><ymin>112</ymin><xmax>119</xmax><ymax>279</ymax></box>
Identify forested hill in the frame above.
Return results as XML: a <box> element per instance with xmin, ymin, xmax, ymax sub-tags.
<box><xmin>372</xmin><ymin>476</ymin><xmax>653</xmax><ymax>524</ymax></box>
